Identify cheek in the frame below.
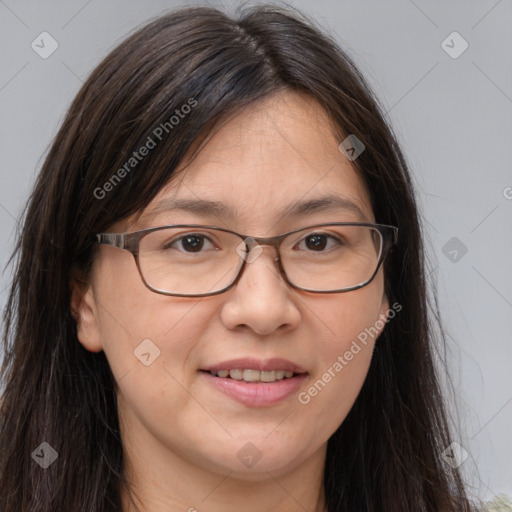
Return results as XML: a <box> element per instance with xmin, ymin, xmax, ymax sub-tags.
<box><xmin>296</xmin><ymin>280</ymin><xmax>385</xmax><ymax>429</ymax></box>
<box><xmin>93</xmin><ymin>252</ymin><xmax>212</xmax><ymax>386</ymax></box>
<box><xmin>93</xmin><ymin>271</ymin><xmax>218</xmax><ymax>443</ymax></box>
<box><xmin>305</xmin><ymin>272</ymin><xmax>385</xmax><ymax>351</ymax></box>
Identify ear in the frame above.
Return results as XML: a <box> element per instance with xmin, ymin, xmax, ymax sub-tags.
<box><xmin>379</xmin><ymin>293</ymin><xmax>390</xmax><ymax>320</ymax></box>
<box><xmin>374</xmin><ymin>292</ymin><xmax>390</xmax><ymax>340</ymax></box>
<box><xmin>70</xmin><ymin>272</ymin><xmax>103</xmax><ymax>353</ymax></box>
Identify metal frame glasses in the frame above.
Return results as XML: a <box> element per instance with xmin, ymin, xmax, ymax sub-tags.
<box><xmin>95</xmin><ymin>222</ymin><xmax>398</xmax><ymax>297</ymax></box>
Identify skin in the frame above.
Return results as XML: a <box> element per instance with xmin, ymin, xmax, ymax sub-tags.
<box><xmin>72</xmin><ymin>90</ymin><xmax>389</xmax><ymax>512</ymax></box>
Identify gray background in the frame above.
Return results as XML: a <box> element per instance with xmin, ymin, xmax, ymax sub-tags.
<box><xmin>1</xmin><ymin>0</ymin><xmax>511</xmax><ymax>504</ymax></box>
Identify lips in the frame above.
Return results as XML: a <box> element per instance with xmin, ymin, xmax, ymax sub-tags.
<box><xmin>199</xmin><ymin>357</ymin><xmax>309</xmax><ymax>406</ymax></box>
<box><xmin>200</xmin><ymin>370</ymin><xmax>308</xmax><ymax>407</ymax></box>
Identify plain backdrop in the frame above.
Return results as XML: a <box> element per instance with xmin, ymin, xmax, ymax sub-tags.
<box><xmin>0</xmin><ymin>0</ymin><xmax>511</xmax><ymax>504</ymax></box>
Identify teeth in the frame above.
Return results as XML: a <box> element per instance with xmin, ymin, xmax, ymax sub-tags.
<box><xmin>243</xmin><ymin>369</ymin><xmax>260</xmax><ymax>382</ymax></box>
<box><xmin>209</xmin><ymin>369</ymin><xmax>297</xmax><ymax>382</ymax></box>
<box><xmin>260</xmin><ymin>371</ymin><xmax>277</xmax><ymax>382</ymax></box>
<box><xmin>229</xmin><ymin>369</ymin><xmax>243</xmax><ymax>380</ymax></box>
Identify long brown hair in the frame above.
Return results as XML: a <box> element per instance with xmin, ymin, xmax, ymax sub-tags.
<box><xmin>0</xmin><ymin>4</ymin><xmax>479</xmax><ymax>511</ymax></box>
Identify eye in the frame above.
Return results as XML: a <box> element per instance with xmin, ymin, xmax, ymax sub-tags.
<box><xmin>164</xmin><ymin>233</ymin><xmax>217</xmax><ymax>253</ymax></box>
<box><xmin>296</xmin><ymin>232</ymin><xmax>344</xmax><ymax>252</ymax></box>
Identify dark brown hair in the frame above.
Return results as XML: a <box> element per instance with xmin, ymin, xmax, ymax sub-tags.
<box><xmin>1</xmin><ymin>4</ymin><xmax>479</xmax><ymax>511</ymax></box>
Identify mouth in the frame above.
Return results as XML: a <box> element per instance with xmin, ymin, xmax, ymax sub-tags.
<box><xmin>199</xmin><ymin>357</ymin><xmax>309</xmax><ymax>407</ymax></box>
<box><xmin>198</xmin><ymin>358</ymin><xmax>309</xmax><ymax>407</ymax></box>
<box><xmin>200</xmin><ymin>368</ymin><xmax>304</xmax><ymax>383</ymax></box>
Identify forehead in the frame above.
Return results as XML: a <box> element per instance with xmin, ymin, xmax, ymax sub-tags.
<box><xmin>127</xmin><ymin>90</ymin><xmax>374</xmax><ymax>232</ymax></box>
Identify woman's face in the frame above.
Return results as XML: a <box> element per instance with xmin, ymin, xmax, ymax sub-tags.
<box><xmin>74</xmin><ymin>90</ymin><xmax>389</xmax><ymax>481</ymax></box>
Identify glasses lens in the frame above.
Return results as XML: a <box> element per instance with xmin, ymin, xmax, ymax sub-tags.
<box><xmin>138</xmin><ymin>227</ymin><xmax>244</xmax><ymax>295</ymax></box>
<box><xmin>281</xmin><ymin>225</ymin><xmax>383</xmax><ymax>291</ymax></box>
<box><xmin>137</xmin><ymin>224</ymin><xmax>384</xmax><ymax>295</ymax></box>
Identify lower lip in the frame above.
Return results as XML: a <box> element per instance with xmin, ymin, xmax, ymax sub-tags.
<box><xmin>200</xmin><ymin>371</ymin><xmax>308</xmax><ymax>407</ymax></box>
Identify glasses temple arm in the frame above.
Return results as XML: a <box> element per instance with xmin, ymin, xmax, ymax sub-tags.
<box><xmin>96</xmin><ymin>233</ymin><xmax>126</xmax><ymax>249</ymax></box>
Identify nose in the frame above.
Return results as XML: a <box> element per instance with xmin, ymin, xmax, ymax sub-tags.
<box><xmin>219</xmin><ymin>244</ymin><xmax>301</xmax><ymax>335</ymax></box>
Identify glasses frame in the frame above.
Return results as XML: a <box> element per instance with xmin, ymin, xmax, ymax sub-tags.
<box><xmin>95</xmin><ymin>222</ymin><xmax>398</xmax><ymax>297</ymax></box>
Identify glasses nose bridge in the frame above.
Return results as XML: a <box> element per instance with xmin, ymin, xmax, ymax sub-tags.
<box><xmin>243</xmin><ymin>233</ymin><xmax>283</xmax><ymax>261</ymax></box>
<box><xmin>235</xmin><ymin>233</ymin><xmax>287</xmax><ymax>289</ymax></box>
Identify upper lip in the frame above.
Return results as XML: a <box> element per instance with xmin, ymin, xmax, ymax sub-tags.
<box><xmin>201</xmin><ymin>357</ymin><xmax>308</xmax><ymax>374</ymax></box>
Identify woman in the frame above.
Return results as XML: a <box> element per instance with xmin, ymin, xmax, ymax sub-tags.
<box><xmin>0</xmin><ymin>4</ymin><xmax>479</xmax><ymax>511</ymax></box>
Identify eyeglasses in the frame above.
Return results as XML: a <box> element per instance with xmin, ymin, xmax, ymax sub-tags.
<box><xmin>95</xmin><ymin>222</ymin><xmax>398</xmax><ymax>297</ymax></box>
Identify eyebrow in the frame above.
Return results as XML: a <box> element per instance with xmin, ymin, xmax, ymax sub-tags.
<box><xmin>137</xmin><ymin>194</ymin><xmax>369</xmax><ymax>225</ymax></box>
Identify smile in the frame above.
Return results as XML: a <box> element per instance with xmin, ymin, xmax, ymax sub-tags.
<box><xmin>200</xmin><ymin>370</ymin><xmax>308</xmax><ymax>407</ymax></box>
<box><xmin>206</xmin><ymin>369</ymin><xmax>297</xmax><ymax>382</ymax></box>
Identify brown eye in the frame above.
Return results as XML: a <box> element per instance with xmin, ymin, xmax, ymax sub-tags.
<box><xmin>163</xmin><ymin>234</ymin><xmax>215</xmax><ymax>253</ymax></box>
<box><xmin>304</xmin><ymin>234</ymin><xmax>327</xmax><ymax>251</ymax></box>
<box><xmin>296</xmin><ymin>233</ymin><xmax>342</xmax><ymax>252</ymax></box>
<box><xmin>178</xmin><ymin>235</ymin><xmax>205</xmax><ymax>252</ymax></box>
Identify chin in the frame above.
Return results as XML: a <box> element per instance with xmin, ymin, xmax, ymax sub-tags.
<box><xmin>214</xmin><ymin>442</ymin><xmax>301</xmax><ymax>477</ymax></box>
